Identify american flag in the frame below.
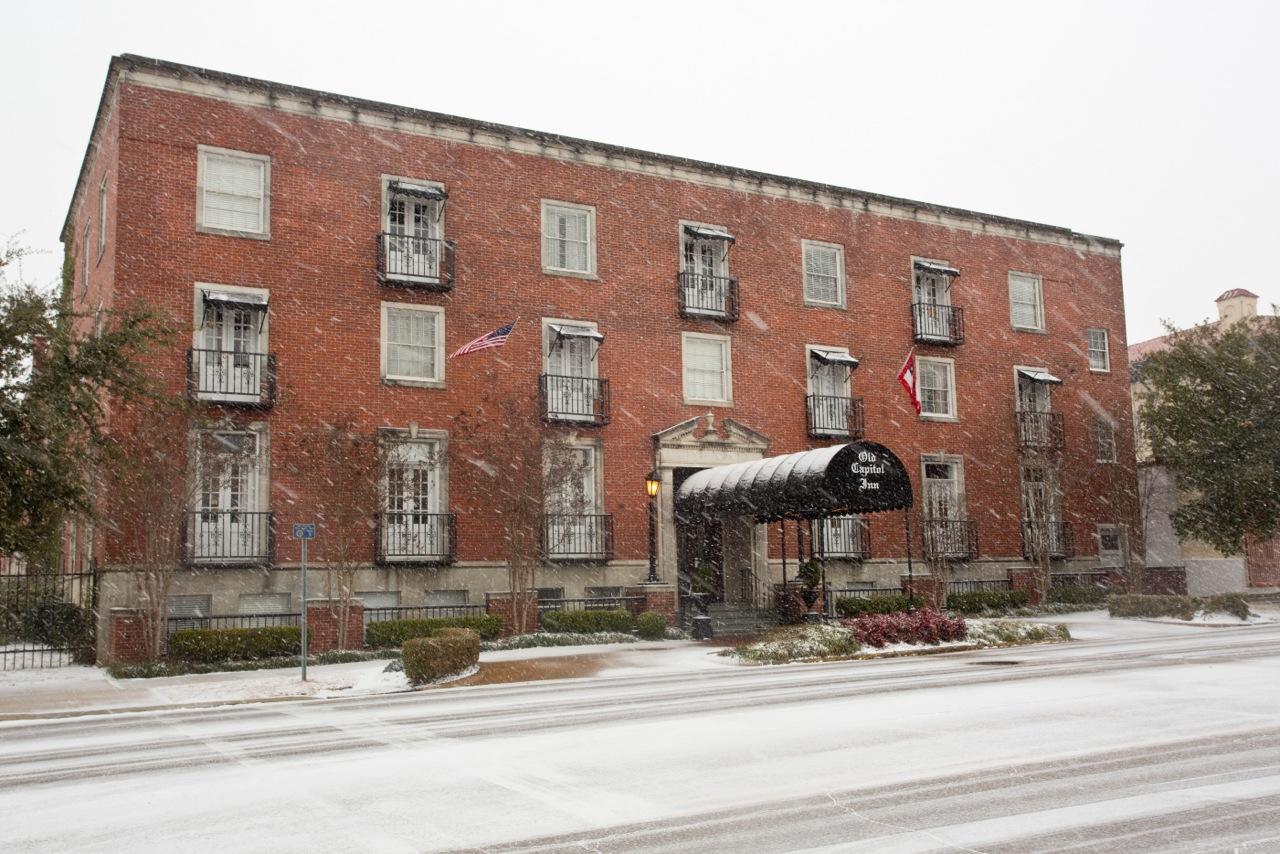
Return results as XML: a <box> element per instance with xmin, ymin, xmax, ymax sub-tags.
<box><xmin>451</xmin><ymin>320</ymin><xmax>516</xmax><ymax>357</ymax></box>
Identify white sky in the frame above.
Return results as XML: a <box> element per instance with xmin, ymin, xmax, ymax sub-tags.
<box><xmin>3</xmin><ymin>0</ymin><xmax>1277</xmax><ymax>344</ymax></box>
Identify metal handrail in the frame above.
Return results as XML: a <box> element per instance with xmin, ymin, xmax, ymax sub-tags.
<box><xmin>1016</xmin><ymin>411</ymin><xmax>1065</xmax><ymax>450</ymax></box>
<box><xmin>184</xmin><ymin>510</ymin><xmax>275</xmax><ymax>565</ymax></box>
<box><xmin>677</xmin><ymin>272</ymin><xmax>740</xmax><ymax>320</ymax></box>
<box><xmin>375</xmin><ymin>512</ymin><xmax>456</xmax><ymax>564</ymax></box>
<box><xmin>1022</xmin><ymin>520</ymin><xmax>1075</xmax><ymax>559</ymax></box>
<box><xmin>806</xmin><ymin>394</ymin><xmax>865</xmax><ymax>438</ymax></box>
<box><xmin>922</xmin><ymin>518</ymin><xmax>979</xmax><ymax>561</ymax></box>
<box><xmin>539</xmin><ymin>374</ymin><xmax>611</xmax><ymax>425</ymax></box>
<box><xmin>541</xmin><ymin>513</ymin><xmax>614</xmax><ymax>562</ymax></box>
<box><xmin>376</xmin><ymin>233</ymin><xmax>456</xmax><ymax>289</ymax></box>
<box><xmin>187</xmin><ymin>349</ymin><xmax>277</xmax><ymax>406</ymax></box>
<box><xmin>911</xmin><ymin>303</ymin><xmax>965</xmax><ymax>345</ymax></box>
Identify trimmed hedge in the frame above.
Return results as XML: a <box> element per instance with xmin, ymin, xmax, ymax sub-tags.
<box><xmin>1108</xmin><ymin>594</ymin><xmax>1197</xmax><ymax>621</ymax></box>
<box><xmin>1048</xmin><ymin>584</ymin><xmax>1109</xmax><ymax>606</ymax></box>
<box><xmin>404</xmin><ymin>628</ymin><xmax>480</xmax><ymax>685</ymax></box>
<box><xmin>365</xmin><ymin>614</ymin><xmax>503</xmax><ymax>648</ymax></box>
<box><xmin>838</xmin><ymin>608</ymin><xmax>967</xmax><ymax>648</ymax></box>
<box><xmin>540</xmin><ymin>608</ymin><xmax>635</xmax><ymax>634</ymax></box>
<box><xmin>167</xmin><ymin>626</ymin><xmax>301</xmax><ymax>663</ymax></box>
<box><xmin>945</xmin><ymin>590</ymin><xmax>1030</xmax><ymax>614</ymax></box>
<box><xmin>635</xmin><ymin>611</ymin><xmax>667</xmax><ymax>640</ymax></box>
<box><xmin>834</xmin><ymin>594</ymin><xmax>922</xmax><ymax>617</ymax></box>
<box><xmin>1201</xmin><ymin>593</ymin><xmax>1251</xmax><ymax>621</ymax></box>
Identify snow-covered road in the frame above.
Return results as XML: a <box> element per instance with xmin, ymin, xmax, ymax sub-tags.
<box><xmin>3</xmin><ymin>622</ymin><xmax>1280</xmax><ymax>852</ymax></box>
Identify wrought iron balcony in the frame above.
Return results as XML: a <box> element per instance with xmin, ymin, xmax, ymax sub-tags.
<box><xmin>375</xmin><ymin>511</ymin><xmax>456</xmax><ymax>565</ymax></box>
<box><xmin>806</xmin><ymin>394</ymin><xmax>865</xmax><ymax>439</ymax></box>
<box><xmin>1022</xmin><ymin>520</ymin><xmax>1075</xmax><ymax>560</ymax></box>
<box><xmin>1016</xmin><ymin>411</ymin><xmax>1065</xmax><ymax>451</ymax></box>
<box><xmin>187</xmin><ymin>349</ymin><xmax>277</xmax><ymax>407</ymax></box>
<box><xmin>911</xmin><ymin>303</ymin><xmax>965</xmax><ymax>346</ymax></box>
<box><xmin>540</xmin><ymin>375</ymin><xmax>611</xmax><ymax>426</ymax></box>
<box><xmin>812</xmin><ymin>516</ymin><xmax>871</xmax><ymax>561</ymax></box>
<box><xmin>678</xmin><ymin>272</ymin><xmax>739</xmax><ymax>321</ymax></box>
<box><xmin>376</xmin><ymin>233</ymin><xmax>456</xmax><ymax>290</ymax></box>
<box><xmin>542</xmin><ymin>513</ymin><xmax>614</xmax><ymax>563</ymax></box>
<box><xmin>183</xmin><ymin>510</ymin><xmax>274</xmax><ymax>566</ymax></box>
<box><xmin>922</xmin><ymin>518</ymin><xmax>979</xmax><ymax>561</ymax></box>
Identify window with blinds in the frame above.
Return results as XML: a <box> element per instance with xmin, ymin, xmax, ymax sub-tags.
<box><xmin>1086</xmin><ymin>328</ymin><xmax>1110</xmax><ymax>371</ymax></box>
<box><xmin>1093</xmin><ymin>416</ymin><xmax>1117</xmax><ymax>463</ymax></box>
<box><xmin>803</xmin><ymin>241</ymin><xmax>844</xmax><ymax>307</ymax></box>
<box><xmin>381</xmin><ymin>303</ymin><xmax>444</xmax><ymax>384</ymax></box>
<box><xmin>541</xmin><ymin>201</ymin><xmax>595</xmax><ymax>274</ymax></box>
<box><xmin>683</xmin><ymin>334</ymin><xmax>731</xmax><ymax>403</ymax></box>
<box><xmin>1008</xmin><ymin>272</ymin><xmax>1044</xmax><ymax>330</ymax></box>
<box><xmin>238</xmin><ymin>593</ymin><xmax>290</xmax><ymax>615</ymax></box>
<box><xmin>918</xmin><ymin>357</ymin><xmax>956</xmax><ymax>418</ymax></box>
<box><xmin>199</xmin><ymin>148</ymin><xmax>269</xmax><ymax>235</ymax></box>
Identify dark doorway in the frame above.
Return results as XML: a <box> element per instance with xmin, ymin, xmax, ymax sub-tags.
<box><xmin>673</xmin><ymin>467</ymin><xmax>724</xmax><ymax>603</ymax></box>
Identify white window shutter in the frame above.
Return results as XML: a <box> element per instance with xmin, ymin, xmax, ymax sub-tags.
<box><xmin>204</xmin><ymin>153</ymin><xmax>265</xmax><ymax>232</ymax></box>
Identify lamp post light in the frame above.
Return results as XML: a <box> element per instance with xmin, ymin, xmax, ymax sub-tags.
<box><xmin>645</xmin><ymin>470</ymin><xmax>661</xmax><ymax>583</ymax></box>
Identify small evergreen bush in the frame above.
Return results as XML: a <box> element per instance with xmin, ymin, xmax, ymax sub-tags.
<box><xmin>365</xmin><ymin>614</ymin><xmax>503</xmax><ymax>647</ymax></box>
<box><xmin>1201</xmin><ymin>593</ymin><xmax>1251</xmax><ymax>620</ymax></box>
<box><xmin>403</xmin><ymin>628</ymin><xmax>480</xmax><ymax>685</ymax></box>
<box><xmin>635</xmin><ymin>611</ymin><xmax>667</xmax><ymax>640</ymax></box>
<box><xmin>167</xmin><ymin>626</ymin><xmax>301</xmax><ymax>662</ymax></box>
<box><xmin>539</xmin><ymin>608</ymin><xmax>635</xmax><ymax>634</ymax></box>
<box><xmin>1108</xmin><ymin>594</ymin><xmax>1197</xmax><ymax>621</ymax></box>
<box><xmin>834</xmin><ymin>594</ymin><xmax>922</xmax><ymax>617</ymax></box>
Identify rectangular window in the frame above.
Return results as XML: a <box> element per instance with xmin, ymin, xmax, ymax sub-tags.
<box><xmin>381</xmin><ymin>435</ymin><xmax>447</xmax><ymax>562</ymax></box>
<box><xmin>81</xmin><ymin>225</ymin><xmax>89</xmax><ymax>299</ymax></box>
<box><xmin>426</xmin><ymin>589</ymin><xmax>469</xmax><ymax>608</ymax></box>
<box><xmin>168</xmin><ymin>595</ymin><xmax>212</xmax><ymax>619</ymax></box>
<box><xmin>922</xmin><ymin>457</ymin><xmax>965</xmax><ymax>520</ymax></box>
<box><xmin>381</xmin><ymin>303</ymin><xmax>444</xmax><ymax>385</ymax></box>
<box><xmin>191</xmin><ymin>429</ymin><xmax>266</xmax><ymax>563</ymax></box>
<box><xmin>1087</xmin><ymin>328</ymin><xmax>1111</xmax><ymax>372</ymax></box>
<box><xmin>356</xmin><ymin>591</ymin><xmax>401</xmax><ymax>609</ymax></box>
<box><xmin>1008</xmin><ymin>271</ymin><xmax>1044</xmax><ymax>331</ymax></box>
<box><xmin>1094</xmin><ymin>416</ymin><xmax>1117</xmax><ymax>463</ymax></box>
<box><xmin>541</xmin><ymin>201</ymin><xmax>596</xmax><ymax>275</ymax></box>
<box><xmin>97</xmin><ymin>177</ymin><xmax>107</xmax><ymax>258</ymax></box>
<box><xmin>682</xmin><ymin>333</ymin><xmax>732</xmax><ymax>404</ymax></box>
<box><xmin>1097</xmin><ymin>524</ymin><xmax>1125</xmax><ymax>566</ymax></box>
<box><xmin>198</xmin><ymin>147</ymin><xmax>270</xmax><ymax>236</ymax></box>
<box><xmin>918</xmin><ymin>357</ymin><xmax>956</xmax><ymax>419</ymax></box>
<box><xmin>238</xmin><ymin>593</ymin><xmax>290</xmax><ymax>615</ymax></box>
<box><xmin>802</xmin><ymin>241</ymin><xmax>845</xmax><ymax>307</ymax></box>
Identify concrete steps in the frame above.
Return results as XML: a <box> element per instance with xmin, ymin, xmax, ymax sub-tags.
<box><xmin>686</xmin><ymin>603</ymin><xmax>780</xmax><ymax>636</ymax></box>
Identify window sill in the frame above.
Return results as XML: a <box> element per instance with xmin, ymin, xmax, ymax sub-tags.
<box><xmin>197</xmin><ymin>225</ymin><xmax>272</xmax><ymax>241</ymax></box>
<box><xmin>1089</xmin><ymin>368</ymin><xmax>1111</xmax><ymax>374</ymax></box>
<box><xmin>1011</xmin><ymin>326</ymin><xmax>1047</xmax><ymax>335</ymax></box>
<box><xmin>383</xmin><ymin>377</ymin><xmax>445</xmax><ymax>390</ymax></box>
<box><xmin>684</xmin><ymin>398</ymin><xmax>733</xmax><ymax>408</ymax></box>
<box><xmin>541</xmin><ymin>267</ymin><xmax>599</xmax><ymax>281</ymax></box>
<box><xmin>920</xmin><ymin>413</ymin><xmax>959</xmax><ymax>423</ymax></box>
<box><xmin>803</xmin><ymin>298</ymin><xmax>847</xmax><ymax>310</ymax></box>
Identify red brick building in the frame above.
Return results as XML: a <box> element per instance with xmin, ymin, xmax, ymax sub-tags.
<box><xmin>63</xmin><ymin>55</ymin><xmax>1137</xmax><ymax>634</ymax></box>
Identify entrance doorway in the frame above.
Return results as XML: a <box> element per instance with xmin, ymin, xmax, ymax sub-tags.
<box><xmin>674</xmin><ymin>467</ymin><xmax>724</xmax><ymax>603</ymax></box>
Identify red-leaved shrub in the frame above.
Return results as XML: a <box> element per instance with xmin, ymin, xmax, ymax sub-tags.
<box><xmin>838</xmin><ymin>608</ymin><xmax>966</xmax><ymax>647</ymax></box>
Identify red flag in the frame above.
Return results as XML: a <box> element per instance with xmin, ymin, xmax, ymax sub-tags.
<box><xmin>898</xmin><ymin>350</ymin><xmax>921</xmax><ymax>415</ymax></box>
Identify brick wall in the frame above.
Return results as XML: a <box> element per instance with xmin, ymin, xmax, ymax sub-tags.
<box><xmin>485</xmin><ymin>592</ymin><xmax>539</xmax><ymax>637</ymax></box>
<box><xmin>108</xmin><ymin>608</ymin><xmax>151</xmax><ymax>663</ymax></box>
<box><xmin>305</xmin><ymin>600</ymin><xmax>365</xmax><ymax>653</ymax></box>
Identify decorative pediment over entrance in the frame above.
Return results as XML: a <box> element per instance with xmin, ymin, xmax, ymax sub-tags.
<box><xmin>653</xmin><ymin>413</ymin><xmax>770</xmax><ymax>451</ymax></box>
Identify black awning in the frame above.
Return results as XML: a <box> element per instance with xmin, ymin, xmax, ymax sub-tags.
<box><xmin>202</xmin><ymin>291</ymin><xmax>268</xmax><ymax>313</ymax></box>
<box><xmin>1017</xmin><ymin>367</ymin><xmax>1063</xmax><ymax>385</ymax></box>
<box><xmin>549</xmin><ymin>324</ymin><xmax>605</xmax><ymax>344</ymax></box>
<box><xmin>810</xmin><ymin>349</ymin><xmax>860</xmax><ymax>369</ymax></box>
<box><xmin>388</xmin><ymin>180</ymin><xmax>448</xmax><ymax>201</ymax></box>
<box><xmin>675</xmin><ymin>440</ymin><xmax>913</xmax><ymax>522</ymax></box>
<box><xmin>914</xmin><ymin>260</ymin><xmax>961</xmax><ymax>278</ymax></box>
<box><xmin>683</xmin><ymin>224</ymin><xmax>735</xmax><ymax>244</ymax></box>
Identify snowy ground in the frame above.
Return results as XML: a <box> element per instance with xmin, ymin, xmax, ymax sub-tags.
<box><xmin>4</xmin><ymin>618</ymin><xmax>1280</xmax><ymax>851</ymax></box>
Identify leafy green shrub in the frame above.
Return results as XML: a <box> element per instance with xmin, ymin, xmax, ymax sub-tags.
<box><xmin>729</xmin><ymin>624</ymin><xmax>861</xmax><ymax>664</ymax></box>
<box><xmin>635</xmin><ymin>611</ymin><xmax>667</xmax><ymax>640</ymax></box>
<box><xmin>539</xmin><ymin>608</ymin><xmax>635</xmax><ymax>634</ymax></box>
<box><xmin>403</xmin><ymin>628</ymin><xmax>480</xmax><ymax>685</ymax></box>
<box><xmin>1201</xmin><ymin>593</ymin><xmax>1251</xmax><ymax>621</ymax></box>
<box><xmin>1048</xmin><ymin>584</ymin><xmax>1109</xmax><ymax>606</ymax></box>
<box><xmin>834</xmin><ymin>594</ymin><xmax>922</xmax><ymax>617</ymax></box>
<box><xmin>365</xmin><ymin>614</ymin><xmax>503</xmax><ymax>647</ymax></box>
<box><xmin>1108</xmin><ymin>594</ymin><xmax>1197</xmax><ymax>621</ymax></box>
<box><xmin>167</xmin><ymin>626</ymin><xmax>302</xmax><ymax>663</ymax></box>
<box><xmin>967</xmin><ymin>621</ymin><xmax>1071</xmax><ymax>646</ymax></box>
<box><xmin>945</xmin><ymin>590</ymin><xmax>1030</xmax><ymax>613</ymax></box>
<box><xmin>481</xmin><ymin>632</ymin><xmax>638</xmax><ymax>651</ymax></box>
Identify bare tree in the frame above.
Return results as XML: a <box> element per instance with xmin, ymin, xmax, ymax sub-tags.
<box><xmin>1020</xmin><ymin>458</ymin><xmax>1062</xmax><ymax>604</ymax></box>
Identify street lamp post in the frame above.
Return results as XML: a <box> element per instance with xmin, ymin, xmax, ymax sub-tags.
<box><xmin>645</xmin><ymin>470</ymin><xmax>661</xmax><ymax>583</ymax></box>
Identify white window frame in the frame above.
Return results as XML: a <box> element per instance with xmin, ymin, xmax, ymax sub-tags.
<box><xmin>380</xmin><ymin>175</ymin><xmax>446</xmax><ymax>235</ymax></box>
<box><xmin>805</xmin><ymin>344</ymin><xmax>854</xmax><ymax>397</ymax></box>
<box><xmin>380</xmin><ymin>302</ymin><xmax>445</xmax><ymax>388</ymax></box>
<box><xmin>541</xmin><ymin>200</ymin><xmax>597</xmax><ymax>278</ymax></box>
<box><xmin>237</xmin><ymin>592</ymin><xmax>291</xmax><ymax>615</ymax></box>
<box><xmin>97</xmin><ymin>176</ymin><xmax>107</xmax><ymax>260</ymax></box>
<box><xmin>681</xmin><ymin>332</ymin><xmax>733</xmax><ymax>406</ymax></box>
<box><xmin>917</xmin><ymin>356</ymin><xmax>957</xmax><ymax>421</ymax></box>
<box><xmin>802</xmin><ymin>240</ymin><xmax>846</xmax><ymax>308</ymax></box>
<box><xmin>196</xmin><ymin>145</ymin><xmax>271</xmax><ymax>239</ymax></box>
<box><xmin>1087</xmin><ymin>328</ymin><xmax>1111</xmax><ymax>372</ymax></box>
<box><xmin>1008</xmin><ymin>271</ymin><xmax>1045</xmax><ymax>332</ymax></box>
<box><xmin>192</xmin><ymin>283</ymin><xmax>271</xmax><ymax>348</ymax></box>
<box><xmin>1094</xmin><ymin>416</ymin><xmax>1118</xmax><ymax>463</ymax></box>
<box><xmin>1096</xmin><ymin>524</ymin><xmax>1125</xmax><ymax>567</ymax></box>
<box><xmin>541</xmin><ymin>317</ymin><xmax>601</xmax><ymax>379</ymax></box>
<box><xmin>920</xmin><ymin>453</ymin><xmax>967</xmax><ymax>519</ymax></box>
<box><xmin>80</xmin><ymin>225</ymin><xmax>89</xmax><ymax>299</ymax></box>
<box><xmin>544</xmin><ymin>438</ymin><xmax>605</xmax><ymax>516</ymax></box>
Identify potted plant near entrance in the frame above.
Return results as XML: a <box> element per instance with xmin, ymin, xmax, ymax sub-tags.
<box><xmin>797</xmin><ymin>560</ymin><xmax>824</xmax><ymax>623</ymax></box>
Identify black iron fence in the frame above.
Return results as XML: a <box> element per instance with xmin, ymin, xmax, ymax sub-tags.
<box><xmin>677</xmin><ymin>272</ymin><xmax>739</xmax><ymax>320</ymax></box>
<box><xmin>1051</xmin><ymin>570</ymin><xmax>1112</xmax><ymax>589</ymax></box>
<box><xmin>184</xmin><ymin>510</ymin><xmax>275</xmax><ymax>566</ymax></box>
<box><xmin>0</xmin><ymin>571</ymin><xmax>95</xmax><ymax>670</ymax></box>
<box><xmin>823</xmin><ymin>585</ymin><xmax>894</xmax><ymax>617</ymax></box>
<box><xmin>1016</xmin><ymin>411</ymin><xmax>1064</xmax><ymax>450</ymax></box>
<box><xmin>165</xmin><ymin>612</ymin><xmax>299</xmax><ymax>638</ymax></box>
<box><xmin>806</xmin><ymin>395</ymin><xmax>865</xmax><ymax>438</ymax></box>
<box><xmin>948</xmin><ymin>578</ymin><xmax>1012</xmax><ymax>594</ymax></box>
<box><xmin>922</xmin><ymin>518</ymin><xmax>979</xmax><ymax>561</ymax></box>
<box><xmin>540</xmin><ymin>374</ymin><xmax>611</xmax><ymax>425</ymax></box>
<box><xmin>911</xmin><ymin>303</ymin><xmax>965</xmax><ymax>346</ymax></box>
<box><xmin>187</xmin><ymin>349</ymin><xmax>277</xmax><ymax>405</ymax></box>
<box><xmin>375</xmin><ymin>512</ymin><xmax>456</xmax><ymax>564</ymax></box>
<box><xmin>1022</xmin><ymin>520</ymin><xmax>1075</xmax><ymax>559</ymax></box>
<box><xmin>537</xmin><ymin>595</ymin><xmax>644</xmax><ymax>615</ymax></box>
<box><xmin>377</xmin><ymin>233</ymin><xmax>456</xmax><ymax>288</ymax></box>
<box><xmin>364</xmin><ymin>604</ymin><xmax>484</xmax><ymax>625</ymax></box>
<box><xmin>812</xmin><ymin>516</ymin><xmax>871</xmax><ymax>560</ymax></box>
<box><xmin>542</xmin><ymin>514</ymin><xmax>614</xmax><ymax>562</ymax></box>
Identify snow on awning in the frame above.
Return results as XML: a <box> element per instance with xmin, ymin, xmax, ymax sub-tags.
<box><xmin>202</xmin><ymin>291</ymin><xmax>268</xmax><ymax>313</ymax></box>
<box><xmin>683</xmin><ymin>224</ymin><xmax>736</xmax><ymax>244</ymax></box>
<box><xmin>675</xmin><ymin>441</ymin><xmax>913</xmax><ymax>522</ymax></box>
<box><xmin>388</xmin><ymin>180</ymin><xmax>448</xmax><ymax>201</ymax></box>
<box><xmin>549</xmin><ymin>324</ymin><xmax>605</xmax><ymax>343</ymax></box>
<box><xmin>810</xmin><ymin>349</ymin><xmax>860</xmax><ymax>369</ymax></box>
<box><xmin>1017</xmin><ymin>368</ymin><xmax>1063</xmax><ymax>385</ymax></box>
<box><xmin>913</xmin><ymin>260</ymin><xmax>961</xmax><ymax>278</ymax></box>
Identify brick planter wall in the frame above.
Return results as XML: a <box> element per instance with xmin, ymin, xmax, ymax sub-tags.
<box><xmin>1142</xmin><ymin>566</ymin><xmax>1188</xmax><ymax>596</ymax></box>
<box><xmin>306</xmin><ymin>600</ymin><xmax>365</xmax><ymax>654</ymax></box>
<box><xmin>1007</xmin><ymin>568</ymin><xmax>1046</xmax><ymax>605</ymax></box>
<box><xmin>627</xmin><ymin>583</ymin><xmax>677</xmax><ymax>627</ymax></box>
<box><xmin>486</xmin><ymin>592</ymin><xmax>539</xmax><ymax>637</ymax></box>
<box><xmin>900</xmin><ymin>575</ymin><xmax>942</xmax><ymax>608</ymax></box>
<box><xmin>108</xmin><ymin>608</ymin><xmax>151</xmax><ymax>663</ymax></box>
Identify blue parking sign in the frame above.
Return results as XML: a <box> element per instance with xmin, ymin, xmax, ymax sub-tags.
<box><xmin>292</xmin><ymin>523</ymin><xmax>316</xmax><ymax>540</ymax></box>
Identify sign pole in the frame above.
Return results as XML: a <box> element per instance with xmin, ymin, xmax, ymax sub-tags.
<box><xmin>300</xmin><ymin>536</ymin><xmax>308</xmax><ymax>681</ymax></box>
